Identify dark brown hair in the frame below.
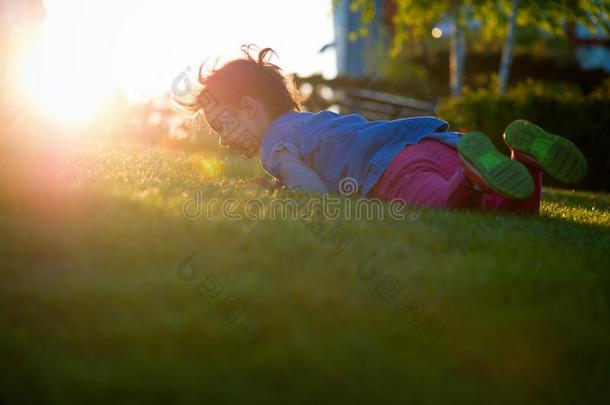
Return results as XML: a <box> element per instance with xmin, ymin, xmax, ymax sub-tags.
<box><xmin>179</xmin><ymin>45</ymin><xmax>303</xmax><ymax>120</ymax></box>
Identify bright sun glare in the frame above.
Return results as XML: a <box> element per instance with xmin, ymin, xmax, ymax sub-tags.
<box><xmin>20</xmin><ymin>0</ymin><xmax>336</xmax><ymax>123</ymax></box>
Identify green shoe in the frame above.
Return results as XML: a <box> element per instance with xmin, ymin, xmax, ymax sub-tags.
<box><xmin>504</xmin><ymin>119</ymin><xmax>587</xmax><ymax>183</ymax></box>
<box><xmin>457</xmin><ymin>131</ymin><xmax>535</xmax><ymax>199</ymax></box>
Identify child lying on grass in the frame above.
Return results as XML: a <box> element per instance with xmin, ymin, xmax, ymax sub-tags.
<box><xmin>175</xmin><ymin>45</ymin><xmax>587</xmax><ymax>214</ymax></box>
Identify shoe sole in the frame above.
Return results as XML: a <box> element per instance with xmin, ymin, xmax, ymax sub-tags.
<box><xmin>504</xmin><ymin>120</ymin><xmax>587</xmax><ymax>183</ymax></box>
<box><xmin>458</xmin><ymin>131</ymin><xmax>534</xmax><ymax>199</ymax></box>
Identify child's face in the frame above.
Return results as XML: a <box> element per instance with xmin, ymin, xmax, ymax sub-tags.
<box><xmin>203</xmin><ymin>97</ymin><xmax>270</xmax><ymax>158</ymax></box>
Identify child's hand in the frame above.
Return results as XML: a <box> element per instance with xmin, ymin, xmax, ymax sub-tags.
<box><xmin>249</xmin><ymin>176</ymin><xmax>282</xmax><ymax>190</ymax></box>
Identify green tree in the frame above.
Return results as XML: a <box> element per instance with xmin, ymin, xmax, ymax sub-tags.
<box><xmin>487</xmin><ymin>0</ymin><xmax>610</xmax><ymax>95</ymax></box>
<box><xmin>497</xmin><ymin>0</ymin><xmax>520</xmax><ymax>95</ymax></box>
<box><xmin>351</xmin><ymin>0</ymin><xmax>610</xmax><ymax>97</ymax></box>
<box><xmin>389</xmin><ymin>0</ymin><xmax>466</xmax><ymax>96</ymax></box>
<box><xmin>350</xmin><ymin>0</ymin><xmax>471</xmax><ymax>96</ymax></box>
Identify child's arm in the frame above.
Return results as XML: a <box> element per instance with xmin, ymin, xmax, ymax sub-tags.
<box><xmin>273</xmin><ymin>149</ymin><xmax>328</xmax><ymax>193</ymax></box>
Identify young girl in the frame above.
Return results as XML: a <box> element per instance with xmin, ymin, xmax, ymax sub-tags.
<box><xmin>177</xmin><ymin>45</ymin><xmax>587</xmax><ymax>214</ymax></box>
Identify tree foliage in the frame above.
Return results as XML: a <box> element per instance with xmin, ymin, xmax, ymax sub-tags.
<box><xmin>350</xmin><ymin>0</ymin><xmax>609</xmax><ymax>54</ymax></box>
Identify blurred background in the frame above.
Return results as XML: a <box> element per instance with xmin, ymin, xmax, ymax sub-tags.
<box><xmin>1</xmin><ymin>0</ymin><xmax>609</xmax><ymax>188</ymax></box>
<box><xmin>1</xmin><ymin>3</ymin><xmax>610</xmax><ymax>403</ymax></box>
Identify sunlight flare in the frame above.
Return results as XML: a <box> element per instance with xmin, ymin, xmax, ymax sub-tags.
<box><xmin>18</xmin><ymin>0</ymin><xmax>335</xmax><ymax>124</ymax></box>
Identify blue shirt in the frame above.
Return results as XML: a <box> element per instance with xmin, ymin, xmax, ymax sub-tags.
<box><xmin>259</xmin><ymin>110</ymin><xmax>462</xmax><ymax>196</ymax></box>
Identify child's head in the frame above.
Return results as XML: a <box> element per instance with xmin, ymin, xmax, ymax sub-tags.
<box><xmin>189</xmin><ymin>45</ymin><xmax>303</xmax><ymax>157</ymax></box>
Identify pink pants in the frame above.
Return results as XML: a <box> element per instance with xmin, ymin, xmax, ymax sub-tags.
<box><xmin>371</xmin><ymin>140</ymin><xmax>542</xmax><ymax>214</ymax></box>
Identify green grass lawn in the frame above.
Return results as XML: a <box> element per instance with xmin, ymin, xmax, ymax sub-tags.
<box><xmin>1</xmin><ymin>142</ymin><xmax>609</xmax><ymax>404</ymax></box>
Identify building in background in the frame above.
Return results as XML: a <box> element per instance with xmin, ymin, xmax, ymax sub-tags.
<box><xmin>568</xmin><ymin>22</ymin><xmax>610</xmax><ymax>72</ymax></box>
<box><xmin>330</xmin><ymin>0</ymin><xmax>395</xmax><ymax>78</ymax></box>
